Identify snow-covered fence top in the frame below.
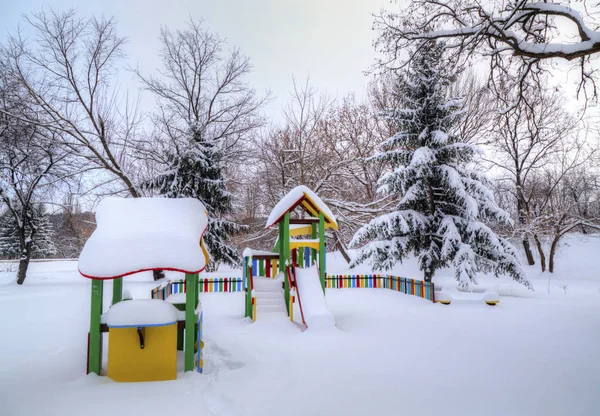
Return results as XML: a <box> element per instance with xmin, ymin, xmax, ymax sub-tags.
<box><xmin>78</xmin><ymin>197</ymin><xmax>209</xmax><ymax>279</ymax></box>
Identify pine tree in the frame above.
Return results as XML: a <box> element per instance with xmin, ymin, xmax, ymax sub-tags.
<box><xmin>143</xmin><ymin>124</ymin><xmax>243</xmax><ymax>269</ymax></box>
<box><xmin>350</xmin><ymin>41</ymin><xmax>529</xmax><ymax>289</ymax></box>
<box><xmin>0</xmin><ymin>203</ymin><xmax>56</xmax><ymax>259</ymax></box>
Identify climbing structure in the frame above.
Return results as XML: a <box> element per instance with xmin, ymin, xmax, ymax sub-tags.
<box><xmin>78</xmin><ymin>197</ymin><xmax>209</xmax><ymax>381</ymax></box>
<box><xmin>243</xmin><ymin>186</ymin><xmax>337</xmax><ymax>328</ymax></box>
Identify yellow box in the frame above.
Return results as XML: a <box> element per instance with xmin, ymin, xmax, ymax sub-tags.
<box><xmin>107</xmin><ymin>323</ymin><xmax>177</xmax><ymax>382</ymax></box>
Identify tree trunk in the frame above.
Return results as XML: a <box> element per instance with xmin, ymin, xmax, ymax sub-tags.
<box><xmin>533</xmin><ymin>233</ymin><xmax>546</xmax><ymax>272</ymax></box>
<box><xmin>548</xmin><ymin>233</ymin><xmax>560</xmax><ymax>273</ymax></box>
<box><xmin>522</xmin><ymin>238</ymin><xmax>535</xmax><ymax>265</ymax></box>
<box><xmin>153</xmin><ymin>270</ymin><xmax>165</xmax><ymax>281</ymax></box>
<box><xmin>423</xmin><ymin>268</ymin><xmax>433</xmax><ymax>282</ymax></box>
<box><xmin>16</xmin><ymin>248</ymin><xmax>32</xmax><ymax>285</ymax></box>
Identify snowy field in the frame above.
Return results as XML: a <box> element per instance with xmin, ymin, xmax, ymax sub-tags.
<box><xmin>1</xmin><ymin>234</ymin><xmax>599</xmax><ymax>416</ymax></box>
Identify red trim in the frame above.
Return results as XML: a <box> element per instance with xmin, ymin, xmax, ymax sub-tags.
<box><xmin>79</xmin><ymin>265</ymin><xmax>207</xmax><ymax>280</ymax></box>
<box><xmin>79</xmin><ymin>218</ymin><xmax>210</xmax><ymax>280</ymax></box>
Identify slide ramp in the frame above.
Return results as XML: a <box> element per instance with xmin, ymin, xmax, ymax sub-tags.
<box><xmin>294</xmin><ymin>265</ymin><xmax>335</xmax><ymax>330</ymax></box>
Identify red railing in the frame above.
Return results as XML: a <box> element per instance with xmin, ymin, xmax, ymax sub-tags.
<box><xmin>287</xmin><ymin>264</ymin><xmax>307</xmax><ymax>328</ymax></box>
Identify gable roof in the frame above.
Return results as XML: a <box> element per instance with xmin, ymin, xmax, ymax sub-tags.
<box><xmin>265</xmin><ymin>186</ymin><xmax>338</xmax><ymax>230</ymax></box>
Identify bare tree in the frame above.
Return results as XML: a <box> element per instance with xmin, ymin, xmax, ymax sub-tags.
<box><xmin>258</xmin><ymin>78</ymin><xmax>334</xmax><ymax>208</ymax></box>
<box><xmin>0</xmin><ymin>71</ymin><xmax>68</xmax><ymax>284</ymax></box>
<box><xmin>256</xmin><ymin>80</ymin><xmax>393</xmax><ymax>247</ymax></box>
<box><xmin>134</xmin><ymin>19</ymin><xmax>266</xmax><ymax>164</ymax></box>
<box><xmin>375</xmin><ymin>1</ymin><xmax>600</xmax><ymax>101</ymax></box>
<box><xmin>2</xmin><ymin>9</ymin><xmax>142</xmax><ymax>197</ymax></box>
<box><xmin>486</xmin><ymin>81</ymin><xmax>586</xmax><ymax>270</ymax></box>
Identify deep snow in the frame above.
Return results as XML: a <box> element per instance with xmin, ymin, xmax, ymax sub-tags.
<box><xmin>1</xmin><ymin>234</ymin><xmax>599</xmax><ymax>416</ymax></box>
<box><xmin>78</xmin><ymin>197</ymin><xmax>208</xmax><ymax>278</ymax></box>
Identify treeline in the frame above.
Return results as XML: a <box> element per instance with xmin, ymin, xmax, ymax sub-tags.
<box><xmin>1</xmin><ymin>8</ymin><xmax>599</xmax><ymax>284</ymax></box>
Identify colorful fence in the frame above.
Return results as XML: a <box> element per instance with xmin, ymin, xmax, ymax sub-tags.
<box><xmin>251</xmin><ymin>257</ymin><xmax>280</xmax><ymax>278</ymax></box>
<box><xmin>150</xmin><ymin>281</ymin><xmax>172</xmax><ymax>300</ymax></box>
<box><xmin>151</xmin><ymin>274</ymin><xmax>434</xmax><ymax>302</ymax></box>
<box><xmin>324</xmin><ymin>274</ymin><xmax>435</xmax><ymax>302</ymax></box>
<box><xmin>250</xmin><ymin>248</ymin><xmax>316</xmax><ymax>278</ymax></box>
<box><xmin>174</xmin><ymin>277</ymin><xmax>244</xmax><ymax>293</ymax></box>
<box><xmin>151</xmin><ymin>277</ymin><xmax>244</xmax><ymax>299</ymax></box>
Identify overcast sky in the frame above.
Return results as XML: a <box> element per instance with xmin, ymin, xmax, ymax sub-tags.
<box><xmin>0</xmin><ymin>0</ymin><xmax>391</xmax><ymax>120</ymax></box>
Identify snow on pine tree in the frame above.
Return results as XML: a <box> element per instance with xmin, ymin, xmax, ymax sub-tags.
<box><xmin>350</xmin><ymin>41</ymin><xmax>529</xmax><ymax>289</ymax></box>
<box><xmin>143</xmin><ymin>123</ymin><xmax>243</xmax><ymax>269</ymax></box>
<box><xmin>0</xmin><ymin>203</ymin><xmax>56</xmax><ymax>259</ymax></box>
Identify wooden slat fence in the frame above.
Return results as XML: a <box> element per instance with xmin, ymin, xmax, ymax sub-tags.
<box><xmin>150</xmin><ymin>281</ymin><xmax>172</xmax><ymax>300</ymax></box>
<box><xmin>151</xmin><ymin>277</ymin><xmax>244</xmax><ymax>299</ymax></box>
<box><xmin>324</xmin><ymin>274</ymin><xmax>435</xmax><ymax>302</ymax></box>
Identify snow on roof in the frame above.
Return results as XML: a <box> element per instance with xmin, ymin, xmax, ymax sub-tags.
<box><xmin>265</xmin><ymin>186</ymin><xmax>338</xmax><ymax>229</ymax></box>
<box><xmin>105</xmin><ymin>299</ymin><xmax>179</xmax><ymax>327</ymax></box>
<box><xmin>78</xmin><ymin>197</ymin><xmax>209</xmax><ymax>279</ymax></box>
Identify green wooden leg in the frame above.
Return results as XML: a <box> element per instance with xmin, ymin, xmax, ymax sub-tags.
<box><xmin>112</xmin><ymin>277</ymin><xmax>122</xmax><ymax>305</ymax></box>
<box><xmin>184</xmin><ymin>273</ymin><xmax>198</xmax><ymax>372</ymax></box>
<box><xmin>318</xmin><ymin>212</ymin><xmax>326</xmax><ymax>294</ymax></box>
<box><xmin>88</xmin><ymin>279</ymin><xmax>103</xmax><ymax>375</ymax></box>
<box><xmin>311</xmin><ymin>223</ymin><xmax>317</xmax><ymax>265</ymax></box>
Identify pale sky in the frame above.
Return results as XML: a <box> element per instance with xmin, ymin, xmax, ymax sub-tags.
<box><xmin>0</xmin><ymin>0</ymin><xmax>391</xmax><ymax>120</ymax></box>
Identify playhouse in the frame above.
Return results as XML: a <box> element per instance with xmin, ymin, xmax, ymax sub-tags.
<box><xmin>242</xmin><ymin>185</ymin><xmax>338</xmax><ymax>329</ymax></box>
<box><xmin>78</xmin><ymin>197</ymin><xmax>209</xmax><ymax>381</ymax></box>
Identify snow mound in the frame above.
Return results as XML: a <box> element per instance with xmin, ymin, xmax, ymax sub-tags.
<box><xmin>105</xmin><ymin>299</ymin><xmax>180</xmax><ymax>327</ymax></box>
<box><xmin>437</xmin><ymin>286</ymin><xmax>499</xmax><ymax>305</ymax></box>
<box><xmin>78</xmin><ymin>197</ymin><xmax>209</xmax><ymax>279</ymax></box>
<box><xmin>294</xmin><ymin>265</ymin><xmax>335</xmax><ymax>330</ymax></box>
<box><xmin>265</xmin><ymin>185</ymin><xmax>337</xmax><ymax>229</ymax></box>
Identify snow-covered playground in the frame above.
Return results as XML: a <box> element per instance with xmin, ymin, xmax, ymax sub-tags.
<box><xmin>1</xmin><ymin>232</ymin><xmax>599</xmax><ymax>416</ymax></box>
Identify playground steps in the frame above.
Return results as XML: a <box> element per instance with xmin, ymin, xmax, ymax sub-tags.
<box><xmin>253</xmin><ymin>277</ymin><xmax>287</xmax><ymax>317</ymax></box>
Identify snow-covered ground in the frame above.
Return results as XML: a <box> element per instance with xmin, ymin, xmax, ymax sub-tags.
<box><xmin>1</xmin><ymin>234</ymin><xmax>599</xmax><ymax>415</ymax></box>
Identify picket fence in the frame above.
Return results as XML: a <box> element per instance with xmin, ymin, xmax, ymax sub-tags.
<box><xmin>151</xmin><ymin>274</ymin><xmax>434</xmax><ymax>303</ymax></box>
<box><xmin>151</xmin><ymin>277</ymin><xmax>244</xmax><ymax>299</ymax></box>
<box><xmin>324</xmin><ymin>274</ymin><xmax>435</xmax><ymax>302</ymax></box>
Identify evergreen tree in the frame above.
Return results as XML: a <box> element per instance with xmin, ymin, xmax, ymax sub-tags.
<box><xmin>143</xmin><ymin>124</ymin><xmax>243</xmax><ymax>269</ymax></box>
<box><xmin>350</xmin><ymin>41</ymin><xmax>529</xmax><ymax>288</ymax></box>
<box><xmin>0</xmin><ymin>203</ymin><xmax>56</xmax><ymax>259</ymax></box>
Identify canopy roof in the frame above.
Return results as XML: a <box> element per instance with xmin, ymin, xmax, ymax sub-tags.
<box><xmin>78</xmin><ymin>197</ymin><xmax>209</xmax><ymax>280</ymax></box>
<box><xmin>265</xmin><ymin>186</ymin><xmax>338</xmax><ymax>230</ymax></box>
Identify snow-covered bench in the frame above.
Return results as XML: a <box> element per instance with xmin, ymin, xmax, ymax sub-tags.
<box><xmin>436</xmin><ymin>286</ymin><xmax>499</xmax><ymax>306</ymax></box>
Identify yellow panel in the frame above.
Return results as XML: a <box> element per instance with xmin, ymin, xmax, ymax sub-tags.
<box><xmin>290</xmin><ymin>240</ymin><xmax>320</xmax><ymax>250</ymax></box>
<box><xmin>290</xmin><ymin>225</ymin><xmax>312</xmax><ymax>236</ymax></box>
<box><xmin>108</xmin><ymin>324</ymin><xmax>177</xmax><ymax>382</ymax></box>
<box><xmin>201</xmin><ymin>239</ymin><xmax>209</xmax><ymax>264</ymax></box>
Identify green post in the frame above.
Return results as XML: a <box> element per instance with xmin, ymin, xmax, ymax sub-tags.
<box><xmin>311</xmin><ymin>223</ymin><xmax>317</xmax><ymax>265</ymax></box>
<box><xmin>259</xmin><ymin>258</ymin><xmax>264</xmax><ymax>277</ymax></box>
<box><xmin>244</xmin><ymin>256</ymin><xmax>252</xmax><ymax>318</ymax></box>
<box><xmin>88</xmin><ymin>278</ymin><xmax>104</xmax><ymax>375</ymax></box>
<box><xmin>184</xmin><ymin>273</ymin><xmax>198</xmax><ymax>372</ymax></box>
<box><xmin>282</xmin><ymin>213</ymin><xmax>290</xmax><ymax>314</ymax></box>
<box><xmin>298</xmin><ymin>245</ymin><xmax>304</xmax><ymax>266</ymax></box>
<box><xmin>111</xmin><ymin>277</ymin><xmax>122</xmax><ymax>305</ymax></box>
<box><xmin>318</xmin><ymin>212</ymin><xmax>326</xmax><ymax>294</ymax></box>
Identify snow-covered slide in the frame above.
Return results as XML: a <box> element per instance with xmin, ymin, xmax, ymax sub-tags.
<box><xmin>293</xmin><ymin>265</ymin><xmax>335</xmax><ymax>330</ymax></box>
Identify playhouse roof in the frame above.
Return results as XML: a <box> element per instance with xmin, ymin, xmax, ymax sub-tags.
<box><xmin>78</xmin><ymin>197</ymin><xmax>209</xmax><ymax>280</ymax></box>
<box><xmin>265</xmin><ymin>185</ymin><xmax>338</xmax><ymax>230</ymax></box>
